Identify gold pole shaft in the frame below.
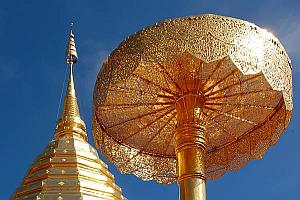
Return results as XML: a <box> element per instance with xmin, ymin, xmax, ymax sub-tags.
<box><xmin>175</xmin><ymin>93</ymin><xmax>207</xmax><ymax>200</ymax></box>
<box><xmin>179</xmin><ymin>178</ymin><xmax>206</xmax><ymax>200</ymax></box>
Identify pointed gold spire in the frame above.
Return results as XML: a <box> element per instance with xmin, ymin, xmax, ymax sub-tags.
<box><xmin>65</xmin><ymin>23</ymin><xmax>78</xmax><ymax>64</ymax></box>
<box><xmin>12</xmin><ymin>24</ymin><xmax>127</xmax><ymax>200</ymax></box>
<box><xmin>55</xmin><ymin>24</ymin><xmax>87</xmax><ymax>141</ymax></box>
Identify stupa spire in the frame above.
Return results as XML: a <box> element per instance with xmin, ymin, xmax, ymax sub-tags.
<box><xmin>12</xmin><ymin>25</ymin><xmax>126</xmax><ymax>200</ymax></box>
<box><xmin>55</xmin><ymin>24</ymin><xmax>87</xmax><ymax>141</ymax></box>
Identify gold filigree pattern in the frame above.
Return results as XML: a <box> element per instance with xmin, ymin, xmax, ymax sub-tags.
<box><xmin>93</xmin><ymin>14</ymin><xmax>293</xmax><ymax>184</ymax></box>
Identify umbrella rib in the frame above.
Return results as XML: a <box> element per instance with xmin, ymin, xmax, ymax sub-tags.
<box><xmin>121</xmin><ymin>107</ymin><xmax>176</xmax><ymax>142</ymax></box>
<box><xmin>140</xmin><ymin>111</ymin><xmax>177</xmax><ymax>151</ymax></box>
<box><xmin>192</xmin><ymin>62</ymin><xmax>205</xmax><ymax>111</ymax></box>
<box><xmin>205</xmin><ymin>73</ymin><xmax>263</xmax><ymax>98</ymax></box>
<box><xmin>184</xmin><ymin>75</ymin><xmax>189</xmax><ymax>92</ymax></box>
<box><xmin>163</xmin><ymin>118</ymin><xmax>177</xmax><ymax>154</ymax></box>
<box><xmin>132</xmin><ymin>73</ymin><xmax>177</xmax><ymax>96</ymax></box>
<box><xmin>115</xmin><ymin>112</ymin><xmax>177</xmax><ymax>168</ymax></box>
<box><xmin>204</xmin><ymin>105</ymin><xmax>257</xmax><ymax>125</ymax></box>
<box><xmin>157</xmin><ymin>94</ymin><xmax>175</xmax><ymax>99</ymax></box>
<box><xmin>205</xmin><ymin>106</ymin><xmax>237</xmax><ymax>126</ymax></box>
<box><xmin>205</xmin><ymin>89</ymin><xmax>272</xmax><ymax>101</ymax></box>
<box><xmin>109</xmin><ymin>85</ymin><xmax>166</xmax><ymax>97</ymax></box>
<box><xmin>206</xmin><ymin>98</ymin><xmax>284</xmax><ymax>152</ymax></box>
<box><xmin>155</xmin><ymin>60</ymin><xmax>183</xmax><ymax>92</ymax></box>
<box><xmin>202</xmin><ymin>57</ymin><xmax>225</xmax><ymax>87</ymax></box>
<box><xmin>202</xmin><ymin>112</ymin><xmax>237</xmax><ymax>141</ymax></box>
<box><xmin>205</xmin><ymin>102</ymin><xmax>274</xmax><ymax>110</ymax></box>
<box><xmin>106</xmin><ymin>105</ymin><xmax>173</xmax><ymax>129</ymax></box>
<box><xmin>159</xmin><ymin>62</ymin><xmax>180</xmax><ymax>95</ymax></box>
<box><xmin>100</xmin><ymin>101</ymin><xmax>174</xmax><ymax>111</ymax></box>
<box><xmin>203</xmin><ymin>68</ymin><xmax>238</xmax><ymax>94</ymax></box>
<box><xmin>193</xmin><ymin>62</ymin><xmax>204</xmax><ymax>94</ymax></box>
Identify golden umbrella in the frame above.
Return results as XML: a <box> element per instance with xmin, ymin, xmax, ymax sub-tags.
<box><xmin>92</xmin><ymin>14</ymin><xmax>293</xmax><ymax>200</ymax></box>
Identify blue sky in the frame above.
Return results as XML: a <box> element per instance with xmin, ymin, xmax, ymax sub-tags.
<box><xmin>0</xmin><ymin>0</ymin><xmax>299</xmax><ymax>199</ymax></box>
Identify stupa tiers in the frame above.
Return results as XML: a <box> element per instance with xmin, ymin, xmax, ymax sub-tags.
<box><xmin>12</xmin><ymin>27</ymin><xmax>126</xmax><ymax>200</ymax></box>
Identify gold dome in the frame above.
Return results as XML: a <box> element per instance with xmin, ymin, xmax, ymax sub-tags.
<box><xmin>12</xmin><ymin>27</ymin><xmax>126</xmax><ymax>200</ymax></box>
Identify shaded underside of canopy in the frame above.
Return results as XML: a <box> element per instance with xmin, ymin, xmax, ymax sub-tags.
<box><xmin>93</xmin><ymin>14</ymin><xmax>293</xmax><ymax>184</ymax></box>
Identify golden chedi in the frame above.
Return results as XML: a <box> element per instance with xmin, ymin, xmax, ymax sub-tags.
<box><xmin>12</xmin><ymin>26</ymin><xmax>126</xmax><ymax>200</ymax></box>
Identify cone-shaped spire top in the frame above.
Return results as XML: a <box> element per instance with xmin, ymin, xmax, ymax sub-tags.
<box><xmin>55</xmin><ymin>24</ymin><xmax>87</xmax><ymax>140</ymax></box>
<box><xmin>65</xmin><ymin>23</ymin><xmax>78</xmax><ymax>64</ymax></box>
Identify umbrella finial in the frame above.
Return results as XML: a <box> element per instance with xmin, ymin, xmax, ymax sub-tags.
<box><xmin>65</xmin><ymin>22</ymin><xmax>78</xmax><ymax>64</ymax></box>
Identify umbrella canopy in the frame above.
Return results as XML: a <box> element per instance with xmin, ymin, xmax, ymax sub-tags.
<box><xmin>93</xmin><ymin>14</ymin><xmax>292</xmax><ymax>184</ymax></box>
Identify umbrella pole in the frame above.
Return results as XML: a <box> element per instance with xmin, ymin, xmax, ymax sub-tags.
<box><xmin>175</xmin><ymin>94</ymin><xmax>207</xmax><ymax>200</ymax></box>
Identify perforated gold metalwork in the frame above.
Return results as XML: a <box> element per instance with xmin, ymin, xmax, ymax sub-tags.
<box><xmin>93</xmin><ymin>14</ymin><xmax>293</xmax><ymax>184</ymax></box>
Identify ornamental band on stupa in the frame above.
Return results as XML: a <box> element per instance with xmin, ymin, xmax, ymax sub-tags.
<box><xmin>92</xmin><ymin>14</ymin><xmax>293</xmax><ymax>200</ymax></box>
<box><xmin>12</xmin><ymin>26</ymin><xmax>126</xmax><ymax>200</ymax></box>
